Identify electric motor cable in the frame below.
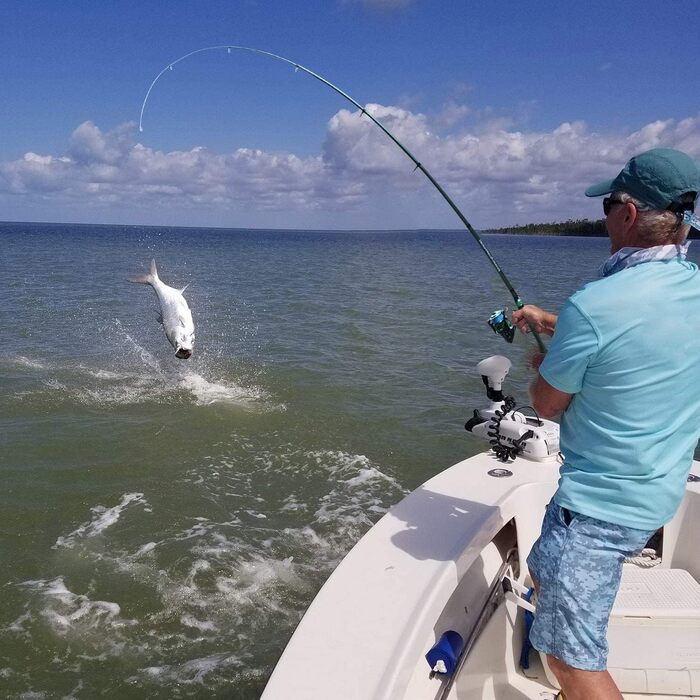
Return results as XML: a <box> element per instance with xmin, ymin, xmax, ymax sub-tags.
<box><xmin>487</xmin><ymin>396</ymin><xmax>521</xmax><ymax>462</ymax></box>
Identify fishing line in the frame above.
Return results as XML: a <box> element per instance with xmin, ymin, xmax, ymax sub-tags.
<box><xmin>139</xmin><ymin>45</ymin><xmax>546</xmax><ymax>352</ymax></box>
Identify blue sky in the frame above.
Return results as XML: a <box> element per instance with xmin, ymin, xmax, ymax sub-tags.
<box><xmin>2</xmin><ymin>0</ymin><xmax>699</xmax><ymax>229</ymax></box>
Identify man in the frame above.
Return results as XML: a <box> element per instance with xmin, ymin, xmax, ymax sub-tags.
<box><xmin>512</xmin><ymin>148</ymin><xmax>700</xmax><ymax>700</ymax></box>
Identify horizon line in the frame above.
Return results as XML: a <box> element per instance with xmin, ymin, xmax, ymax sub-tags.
<box><xmin>0</xmin><ymin>219</ymin><xmax>495</xmax><ymax>234</ymax></box>
<box><xmin>0</xmin><ymin>218</ymin><xmax>604</xmax><ymax>234</ymax></box>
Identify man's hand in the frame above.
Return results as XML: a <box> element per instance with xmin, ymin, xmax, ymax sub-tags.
<box><xmin>512</xmin><ymin>305</ymin><xmax>558</xmax><ymax>337</ymax></box>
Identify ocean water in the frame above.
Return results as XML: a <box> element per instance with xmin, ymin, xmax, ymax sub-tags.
<box><xmin>2</xmin><ymin>223</ymin><xmax>697</xmax><ymax>699</ymax></box>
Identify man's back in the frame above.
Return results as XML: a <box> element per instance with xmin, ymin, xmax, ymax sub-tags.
<box><xmin>540</xmin><ymin>257</ymin><xmax>700</xmax><ymax>529</ymax></box>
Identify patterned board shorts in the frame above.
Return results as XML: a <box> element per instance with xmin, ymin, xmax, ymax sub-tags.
<box><xmin>526</xmin><ymin>499</ymin><xmax>656</xmax><ymax>671</ymax></box>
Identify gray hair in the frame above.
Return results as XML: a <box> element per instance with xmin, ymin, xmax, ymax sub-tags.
<box><xmin>615</xmin><ymin>190</ymin><xmax>696</xmax><ymax>245</ymax></box>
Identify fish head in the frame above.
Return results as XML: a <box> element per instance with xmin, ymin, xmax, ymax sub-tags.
<box><xmin>174</xmin><ymin>328</ymin><xmax>195</xmax><ymax>360</ymax></box>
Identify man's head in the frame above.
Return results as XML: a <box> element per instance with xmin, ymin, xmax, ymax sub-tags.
<box><xmin>585</xmin><ymin>148</ymin><xmax>700</xmax><ymax>251</ymax></box>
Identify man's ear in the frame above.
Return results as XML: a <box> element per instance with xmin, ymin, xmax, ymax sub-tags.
<box><xmin>620</xmin><ymin>202</ymin><xmax>639</xmax><ymax>245</ymax></box>
<box><xmin>623</xmin><ymin>201</ymin><xmax>638</xmax><ymax>229</ymax></box>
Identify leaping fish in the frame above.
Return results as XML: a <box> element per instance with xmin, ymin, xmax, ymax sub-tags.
<box><xmin>129</xmin><ymin>259</ymin><xmax>195</xmax><ymax>359</ymax></box>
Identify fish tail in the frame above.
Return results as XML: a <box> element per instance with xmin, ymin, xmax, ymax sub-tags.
<box><xmin>128</xmin><ymin>258</ymin><xmax>160</xmax><ymax>285</ymax></box>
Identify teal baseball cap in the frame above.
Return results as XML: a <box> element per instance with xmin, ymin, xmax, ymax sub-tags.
<box><xmin>585</xmin><ymin>148</ymin><xmax>700</xmax><ymax>211</ymax></box>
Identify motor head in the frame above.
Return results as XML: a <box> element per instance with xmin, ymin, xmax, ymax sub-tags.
<box><xmin>476</xmin><ymin>355</ymin><xmax>511</xmax><ymax>391</ymax></box>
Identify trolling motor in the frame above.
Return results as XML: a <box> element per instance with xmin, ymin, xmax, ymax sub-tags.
<box><xmin>465</xmin><ymin>355</ymin><xmax>560</xmax><ymax>462</ymax></box>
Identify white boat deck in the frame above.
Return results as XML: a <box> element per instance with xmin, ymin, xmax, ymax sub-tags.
<box><xmin>262</xmin><ymin>453</ymin><xmax>700</xmax><ymax>699</ymax></box>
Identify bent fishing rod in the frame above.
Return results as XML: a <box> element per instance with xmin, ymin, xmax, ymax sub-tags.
<box><xmin>139</xmin><ymin>45</ymin><xmax>546</xmax><ymax>353</ymax></box>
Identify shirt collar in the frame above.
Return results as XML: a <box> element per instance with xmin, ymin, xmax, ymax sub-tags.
<box><xmin>598</xmin><ymin>242</ymin><xmax>691</xmax><ymax>278</ymax></box>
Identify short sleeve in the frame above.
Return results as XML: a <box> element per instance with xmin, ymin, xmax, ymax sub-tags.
<box><xmin>539</xmin><ymin>298</ymin><xmax>600</xmax><ymax>394</ymax></box>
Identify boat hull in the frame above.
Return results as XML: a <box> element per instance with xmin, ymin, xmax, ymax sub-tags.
<box><xmin>262</xmin><ymin>453</ymin><xmax>700</xmax><ymax>699</ymax></box>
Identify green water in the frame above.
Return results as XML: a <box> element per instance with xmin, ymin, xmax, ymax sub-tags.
<box><xmin>4</xmin><ymin>223</ymin><xmax>675</xmax><ymax>698</ymax></box>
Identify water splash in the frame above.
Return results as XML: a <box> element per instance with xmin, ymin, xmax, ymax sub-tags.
<box><xmin>53</xmin><ymin>493</ymin><xmax>149</xmax><ymax>549</ymax></box>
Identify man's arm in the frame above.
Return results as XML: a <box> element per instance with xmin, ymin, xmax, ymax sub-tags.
<box><xmin>525</xmin><ymin>299</ymin><xmax>596</xmax><ymax>418</ymax></box>
<box><xmin>529</xmin><ymin>372</ymin><xmax>573</xmax><ymax>419</ymax></box>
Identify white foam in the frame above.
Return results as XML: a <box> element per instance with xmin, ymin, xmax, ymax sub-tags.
<box><xmin>3</xmin><ymin>611</ymin><xmax>32</xmax><ymax>635</ymax></box>
<box><xmin>280</xmin><ymin>499</ymin><xmax>307</xmax><ymax>512</ymax></box>
<box><xmin>81</xmin><ymin>368</ymin><xmax>127</xmax><ymax>380</ymax></box>
<box><xmin>184</xmin><ymin>559</ymin><xmax>211</xmax><ymax>588</ymax></box>
<box><xmin>187</xmin><ymin>441</ymin><xmax>407</xmax><ymax>571</ymax></box>
<box><xmin>17</xmin><ymin>577</ymin><xmax>134</xmax><ymax>637</ymax></box>
<box><xmin>72</xmin><ymin>382</ymin><xmax>161</xmax><ymax>406</ymax></box>
<box><xmin>17</xmin><ymin>362</ymin><xmax>282</xmax><ymax>411</ymax></box>
<box><xmin>54</xmin><ymin>493</ymin><xmax>148</xmax><ymax>549</ymax></box>
<box><xmin>177</xmin><ymin>372</ymin><xmax>268</xmax><ymax>407</ymax></box>
<box><xmin>11</xmin><ymin>355</ymin><xmax>47</xmax><ymax>370</ymax></box>
<box><xmin>180</xmin><ymin>614</ymin><xmax>217</xmax><ymax>632</ymax></box>
<box><xmin>244</xmin><ymin>510</ymin><xmax>267</xmax><ymax>519</ymax></box>
<box><xmin>7</xmin><ymin>438</ymin><xmax>407</xmax><ymax>693</ymax></box>
<box><xmin>125</xmin><ymin>518</ymin><xmax>311</xmax><ymax>644</ymax></box>
<box><xmin>283</xmin><ymin>525</ymin><xmax>329</xmax><ymax>550</ymax></box>
<box><xmin>136</xmin><ymin>653</ymin><xmax>243</xmax><ymax>685</ymax></box>
<box><xmin>217</xmin><ymin>556</ymin><xmax>299</xmax><ymax>594</ymax></box>
<box><xmin>44</xmin><ymin>378</ymin><xmax>68</xmax><ymax>392</ymax></box>
<box><xmin>134</xmin><ymin>542</ymin><xmax>157</xmax><ymax>556</ymax></box>
<box><xmin>8</xmin><ymin>324</ymin><xmax>282</xmax><ymax>411</ymax></box>
<box><xmin>112</xmin><ymin>318</ymin><xmax>265</xmax><ymax>410</ymax></box>
<box><xmin>343</xmin><ymin>465</ymin><xmax>401</xmax><ymax>488</ymax></box>
<box><xmin>173</xmin><ymin>519</ymin><xmax>219</xmax><ymax>542</ymax></box>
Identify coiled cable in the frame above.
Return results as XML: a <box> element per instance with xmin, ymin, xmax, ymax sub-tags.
<box><xmin>487</xmin><ymin>396</ymin><xmax>518</xmax><ymax>462</ymax></box>
<box><xmin>486</xmin><ymin>397</ymin><xmax>535</xmax><ymax>462</ymax></box>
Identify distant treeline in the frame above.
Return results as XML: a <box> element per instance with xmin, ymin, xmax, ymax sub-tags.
<box><xmin>487</xmin><ymin>219</ymin><xmax>607</xmax><ymax>236</ymax></box>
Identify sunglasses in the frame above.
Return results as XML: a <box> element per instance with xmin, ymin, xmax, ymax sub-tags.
<box><xmin>603</xmin><ymin>196</ymin><xmax>627</xmax><ymax>216</ymax></box>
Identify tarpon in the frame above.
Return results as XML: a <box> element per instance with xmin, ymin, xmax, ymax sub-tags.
<box><xmin>129</xmin><ymin>259</ymin><xmax>195</xmax><ymax>359</ymax></box>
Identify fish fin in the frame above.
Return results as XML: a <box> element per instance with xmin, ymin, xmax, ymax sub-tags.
<box><xmin>180</xmin><ymin>283</ymin><xmax>190</xmax><ymax>294</ymax></box>
<box><xmin>128</xmin><ymin>258</ymin><xmax>160</xmax><ymax>285</ymax></box>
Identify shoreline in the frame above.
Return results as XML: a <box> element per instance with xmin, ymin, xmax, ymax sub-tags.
<box><xmin>0</xmin><ymin>219</ymin><xmax>608</xmax><ymax>236</ymax></box>
<box><xmin>3</xmin><ymin>219</ymin><xmax>695</xmax><ymax>238</ymax></box>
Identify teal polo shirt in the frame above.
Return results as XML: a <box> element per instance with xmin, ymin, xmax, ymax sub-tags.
<box><xmin>539</xmin><ymin>258</ymin><xmax>700</xmax><ymax>530</ymax></box>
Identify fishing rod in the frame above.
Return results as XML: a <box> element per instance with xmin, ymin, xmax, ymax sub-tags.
<box><xmin>139</xmin><ymin>45</ymin><xmax>546</xmax><ymax>353</ymax></box>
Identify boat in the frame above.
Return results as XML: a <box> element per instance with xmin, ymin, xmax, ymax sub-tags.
<box><xmin>262</xmin><ymin>356</ymin><xmax>700</xmax><ymax>699</ymax></box>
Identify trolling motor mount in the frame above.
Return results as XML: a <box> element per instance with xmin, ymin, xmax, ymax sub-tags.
<box><xmin>465</xmin><ymin>355</ymin><xmax>560</xmax><ymax>462</ymax></box>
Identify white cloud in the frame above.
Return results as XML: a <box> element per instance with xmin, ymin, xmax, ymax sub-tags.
<box><xmin>1</xmin><ymin>110</ymin><xmax>699</xmax><ymax>229</ymax></box>
<box><xmin>68</xmin><ymin>120</ymin><xmax>133</xmax><ymax>165</ymax></box>
<box><xmin>434</xmin><ymin>100</ymin><xmax>471</xmax><ymax>130</ymax></box>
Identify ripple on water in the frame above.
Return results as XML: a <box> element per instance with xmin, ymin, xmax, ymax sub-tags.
<box><xmin>6</xmin><ymin>436</ymin><xmax>406</xmax><ymax>695</ymax></box>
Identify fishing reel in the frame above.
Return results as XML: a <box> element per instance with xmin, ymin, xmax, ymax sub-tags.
<box><xmin>488</xmin><ymin>308</ymin><xmax>515</xmax><ymax>343</ymax></box>
<box><xmin>465</xmin><ymin>355</ymin><xmax>560</xmax><ymax>462</ymax></box>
